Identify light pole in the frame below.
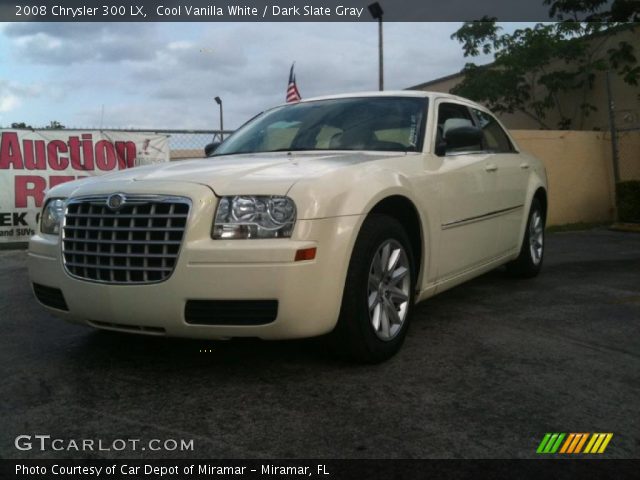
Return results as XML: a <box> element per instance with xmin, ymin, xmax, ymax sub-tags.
<box><xmin>368</xmin><ymin>2</ymin><xmax>384</xmax><ymax>91</ymax></box>
<box><xmin>214</xmin><ymin>96</ymin><xmax>224</xmax><ymax>141</ymax></box>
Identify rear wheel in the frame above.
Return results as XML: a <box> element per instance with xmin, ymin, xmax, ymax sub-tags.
<box><xmin>331</xmin><ymin>214</ymin><xmax>416</xmax><ymax>363</ymax></box>
<box><xmin>507</xmin><ymin>198</ymin><xmax>545</xmax><ymax>278</ymax></box>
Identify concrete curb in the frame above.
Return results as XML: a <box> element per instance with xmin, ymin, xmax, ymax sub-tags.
<box><xmin>609</xmin><ymin>223</ymin><xmax>640</xmax><ymax>233</ymax></box>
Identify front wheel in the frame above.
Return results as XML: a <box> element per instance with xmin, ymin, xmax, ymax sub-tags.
<box><xmin>507</xmin><ymin>198</ymin><xmax>545</xmax><ymax>278</ymax></box>
<box><xmin>331</xmin><ymin>214</ymin><xmax>416</xmax><ymax>363</ymax></box>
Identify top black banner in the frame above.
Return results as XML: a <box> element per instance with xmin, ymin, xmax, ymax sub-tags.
<box><xmin>0</xmin><ymin>0</ymin><xmax>637</xmax><ymax>22</ymax></box>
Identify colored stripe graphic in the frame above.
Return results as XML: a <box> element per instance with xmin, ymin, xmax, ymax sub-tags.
<box><xmin>573</xmin><ymin>433</ymin><xmax>589</xmax><ymax>453</ymax></box>
<box><xmin>584</xmin><ymin>433</ymin><xmax>600</xmax><ymax>453</ymax></box>
<box><xmin>559</xmin><ymin>433</ymin><xmax>575</xmax><ymax>453</ymax></box>
<box><xmin>584</xmin><ymin>433</ymin><xmax>614</xmax><ymax>454</ymax></box>
<box><xmin>536</xmin><ymin>433</ymin><xmax>552</xmax><ymax>453</ymax></box>
<box><xmin>563</xmin><ymin>433</ymin><xmax>587</xmax><ymax>454</ymax></box>
<box><xmin>597</xmin><ymin>433</ymin><xmax>614</xmax><ymax>453</ymax></box>
<box><xmin>584</xmin><ymin>433</ymin><xmax>599</xmax><ymax>453</ymax></box>
<box><xmin>543</xmin><ymin>433</ymin><xmax>559</xmax><ymax>453</ymax></box>
<box><xmin>538</xmin><ymin>433</ymin><xmax>613</xmax><ymax>454</ymax></box>
<box><xmin>549</xmin><ymin>433</ymin><xmax>565</xmax><ymax>453</ymax></box>
<box><xmin>537</xmin><ymin>433</ymin><xmax>565</xmax><ymax>454</ymax></box>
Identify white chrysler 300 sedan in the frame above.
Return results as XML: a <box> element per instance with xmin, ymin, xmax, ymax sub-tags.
<box><xmin>29</xmin><ymin>92</ymin><xmax>547</xmax><ymax>362</ymax></box>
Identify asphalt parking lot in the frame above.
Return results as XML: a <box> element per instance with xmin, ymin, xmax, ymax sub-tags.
<box><xmin>1</xmin><ymin>229</ymin><xmax>639</xmax><ymax>459</ymax></box>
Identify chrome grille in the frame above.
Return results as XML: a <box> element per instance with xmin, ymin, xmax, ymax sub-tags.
<box><xmin>62</xmin><ymin>195</ymin><xmax>190</xmax><ymax>284</ymax></box>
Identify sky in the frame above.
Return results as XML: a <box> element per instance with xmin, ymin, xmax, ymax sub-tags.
<box><xmin>0</xmin><ymin>22</ymin><xmax>519</xmax><ymax>130</ymax></box>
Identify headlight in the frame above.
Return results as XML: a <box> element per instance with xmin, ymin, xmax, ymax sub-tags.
<box><xmin>212</xmin><ymin>195</ymin><xmax>296</xmax><ymax>239</ymax></box>
<box><xmin>40</xmin><ymin>198</ymin><xmax>66</xmax><ymax>235</ymax></box>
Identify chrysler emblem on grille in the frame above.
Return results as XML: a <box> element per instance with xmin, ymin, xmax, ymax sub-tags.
<box><xmin>107</xmin><ymin>193</ymin><xmax>126</xmax><ymax>210</ymax></box>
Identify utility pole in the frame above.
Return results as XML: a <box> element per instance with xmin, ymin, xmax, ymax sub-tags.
<box><xmin>368</xmin><ymin>2</ymin><xmax>384</xmax><ymax>91</ymax></box>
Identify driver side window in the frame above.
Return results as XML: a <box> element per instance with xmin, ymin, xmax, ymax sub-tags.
<box><xmin>436</xmin><ymin>103</ymin><xmax>482</xmax><ymax>154</ymax></box>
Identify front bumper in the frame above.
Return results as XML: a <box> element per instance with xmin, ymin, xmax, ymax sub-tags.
<box><xmin>27</xmin><ymin>183</ymin><xmax>362</xmax><ymax>340</ymax></box>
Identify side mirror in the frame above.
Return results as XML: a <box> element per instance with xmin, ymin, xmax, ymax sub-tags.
<box><xmin>204</xmin><ymin>141</ymin><xmax>221</xmax><ymax>157</ymax></box>
<box><xmin>443</xmin><ymin>126</ymin><xmax>483</xmax><ymax>151</ymax></box>
<box><xmin>435</xmin><ymin>141</ymin><xmax>447</xmax><ymax>157</ymax></box>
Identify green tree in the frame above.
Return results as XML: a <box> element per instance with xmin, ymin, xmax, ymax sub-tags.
<box><xmin>10</xmin><ymin>120</ymin><xmax>66</xmax><ymax>129</ymax></box>
<box><xmin>450</xmin><ymin>1</ymin><xmax>638</xmax><ymax>129</ymax></box>
<box><xmin>45</xmin><ymin>120</ymin><xmax>66</xmax><ymax>129</ymax></box>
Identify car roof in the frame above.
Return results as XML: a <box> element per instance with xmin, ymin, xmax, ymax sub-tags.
<box><xmin>268</xmin><ymin>90</ymin><xmax>494</xmax><ymax>120</ymax></box>
<box><xmin>300</xmin><ymin>90</ymin><xmax>474</xmax><ymax>104</ymax></box>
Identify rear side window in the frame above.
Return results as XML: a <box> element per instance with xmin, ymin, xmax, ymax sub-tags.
<box><xmin>472</xmin><ymin>109</ymin><xmax>514</xmax><ymax>153</ymax></box>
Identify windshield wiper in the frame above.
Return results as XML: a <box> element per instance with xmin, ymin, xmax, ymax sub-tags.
<box><xmin>265</xmin><ymin>147</ymin><xmax>325</xmax><ymax>152</ymax></box>
<box><xmin>211</xmin><ymin>147</ymin><xmax>324</xmax><ymax>157</ymax></box>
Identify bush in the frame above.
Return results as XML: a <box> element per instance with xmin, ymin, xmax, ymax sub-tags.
<box><xmin>617</xmin><ymin>181</ymin><xmax>640</xmax><ymax>223</ymax></box>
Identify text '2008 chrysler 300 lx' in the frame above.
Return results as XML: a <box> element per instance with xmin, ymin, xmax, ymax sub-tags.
<box><xmin>28</xmin><ymin>92</ymin><xmax>548</xmax><ymax>362</ymax></box>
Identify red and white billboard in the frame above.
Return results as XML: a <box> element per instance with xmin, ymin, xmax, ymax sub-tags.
<box><xmin>0</xmin><ymin>130</ymin><xmax>170</xmax><ymax>243</ymax></box>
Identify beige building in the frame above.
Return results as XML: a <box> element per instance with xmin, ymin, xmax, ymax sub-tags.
<box><xmin>407</xmin><ymin>26</ymin><xmax>640</xmax><ymax>226</ymax></box>
<box><xmin>408</xmin><ymin>26</ymin><xmax>640</xmax><ymax>132</ymax></box>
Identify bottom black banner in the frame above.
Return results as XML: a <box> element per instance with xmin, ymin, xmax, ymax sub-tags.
<box><xmin>2</xmin><ymin>459</ymin><xmax>640</xmax><ymax>480</ymax></box>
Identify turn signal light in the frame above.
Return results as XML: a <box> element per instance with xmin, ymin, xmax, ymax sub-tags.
<box><xmin>295</xmin><ymin>247</ymin><xmax>317</xmax><ymax>262</ymax></box>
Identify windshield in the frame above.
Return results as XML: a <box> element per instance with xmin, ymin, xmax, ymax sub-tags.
<box><xmin>213</xmin><ymin>96</ymin><xmax>428</xmax><ymax>156</ymax></box>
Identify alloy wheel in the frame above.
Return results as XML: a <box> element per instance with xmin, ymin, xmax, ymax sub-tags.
<box><xmin>529</xmin><ymin>209</ymin><xmax>544</xmax><ymax>265</ymax></box>
<box><xmin>367</xmin><ymin>240</ymin><xmax>411</xmax><ymax>341</ymax></box>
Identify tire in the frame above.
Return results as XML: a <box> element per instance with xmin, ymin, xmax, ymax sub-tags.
<box><xmin>331</xmin><ymin>214</ymin><xmax>416</xmax><ymax>363</ymax></box>
<box><xmin>507</xmin><ymin>197</ymin><xmax>545</xmax><ymax>278</ymax></box>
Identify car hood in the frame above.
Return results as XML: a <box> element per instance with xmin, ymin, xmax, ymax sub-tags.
<box><xmin>60</xmin><ymin>151</ymin><xmax>407</xmax><ymax>197</ymax></box>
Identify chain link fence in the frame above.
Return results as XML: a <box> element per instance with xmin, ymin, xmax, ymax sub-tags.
<box><xmin>57</xmin><ymin>128</ymin><xmax>233</xmax><ymax>160</ymax></box>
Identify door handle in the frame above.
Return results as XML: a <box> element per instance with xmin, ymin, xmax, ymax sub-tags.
<box><xmin>485</xmin><ymin>164</ymin><xmax>498</xmax><ymax>172</ymax></box>
<box><xmin>520</xmin><ymin>163</ymin><xmax>530</xmax><ymax>170</ymax></box>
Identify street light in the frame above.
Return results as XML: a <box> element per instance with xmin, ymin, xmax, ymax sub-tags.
<box><xmin>214</xmin><ymin>96</ymin><xmax>224</xmax><ymax>141</ymax></box>
<box><xmin>368</xmin><ymin>2</ymin><xmax>384</xmax><ymax>91</ymax></box>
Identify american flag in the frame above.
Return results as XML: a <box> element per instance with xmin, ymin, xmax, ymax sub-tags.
<box><xmin>286</xmin><ymin>63</ymin><xmax>301</xmax><ymax>103</ymax></box>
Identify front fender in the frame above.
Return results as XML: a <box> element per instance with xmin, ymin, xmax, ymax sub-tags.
<box><xmin>288</xmin><ymin>166</ymin><xmax>431</xmax><ymax>294</ymax></box>
<box><xmin>288</xmin><ymin>166</ymin><xmax>420</xmax><ymax>219</ymax></box>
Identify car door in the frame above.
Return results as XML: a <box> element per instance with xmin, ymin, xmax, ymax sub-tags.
<box><xmin>471</xmin><ymin>108</ymin><xmax>529</xmax><ymax>254</ymax></box>
<box><xmin>434</xmin><ymin>100</ymin><xmax>504</xmax><ymax>280</ymax></box>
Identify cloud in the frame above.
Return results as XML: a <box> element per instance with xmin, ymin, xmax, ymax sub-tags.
<box><xmin>113</xmin><ymin>23</ymin><xmax>479</xmax><ymax>127</ymax></box>
<box><xmin>0</xmin><ymin>93</ymin><xmax>19</xmax><ymax>112</ymax></box>
<box><xmin>1</xmin><ymin>22</ymin><xmax>496</xmax><ymax>129</ymax></box>
<box><xmin>118</xmin><ymin>23</ymin><xmax>414</xmax><ymax>122</ymax></box>
<box><xmin>0</xmin><ymin>79</ymin><xmax>52</xmax><ymax>111</ymax></box>
<box><xmin>3</xmin><ymin>22</ymin><xmax>161</xmax><ymax>64</ymax></box>
<box><xmin>0</xmin><ymin>76</ymin><xmax>70</xmax><ymax>128</ymax></box>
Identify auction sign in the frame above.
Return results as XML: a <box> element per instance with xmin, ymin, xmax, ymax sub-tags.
<box><xmin>0</xmin><ymin>129</ymin><xmax>169</xmax><ymax>243</ymax></box>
